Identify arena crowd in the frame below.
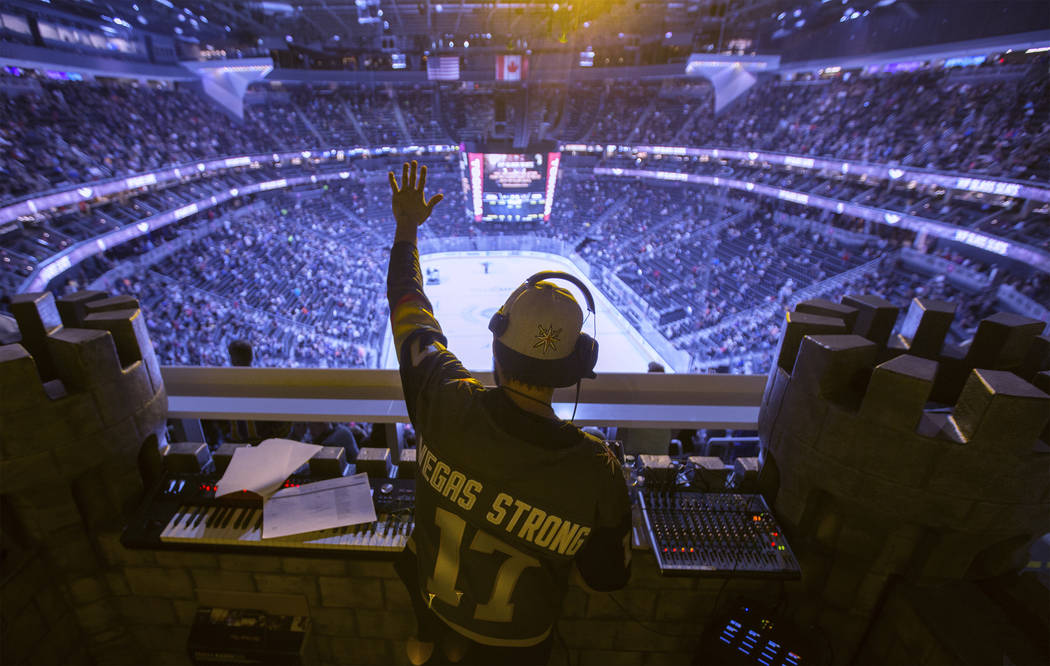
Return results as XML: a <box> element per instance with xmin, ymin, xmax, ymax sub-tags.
<box><xmin>2</xmin><ymin>59</ymin><xmax>1047</xmax><ymax>377</ymax></box>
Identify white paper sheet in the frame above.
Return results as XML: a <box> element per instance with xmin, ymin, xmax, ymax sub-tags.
<box><xmin>262</xmin><ymin>472</ymin><xmax>377</xmax><ymax>539</ymax></box>
<box><xmin>215</xmin><ymin>438</ymin><xmax>322</xmax><ymax>499</ymax></box>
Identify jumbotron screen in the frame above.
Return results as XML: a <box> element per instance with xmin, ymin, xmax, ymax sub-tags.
<box><xmin>466</xmin><ymin>151</ymin><xmax>561</xmax><ymax>222</ymax></box>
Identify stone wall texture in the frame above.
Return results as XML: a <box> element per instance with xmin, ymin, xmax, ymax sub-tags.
<box><xmin>2</xmin><ymin>290</ymin><xmax>167</xmax><ymax>664</ymax></box>
<box><xmin>758</xmin><ymin>295</ymin><xmax>1050</xmax><ymax>664</ymax></box>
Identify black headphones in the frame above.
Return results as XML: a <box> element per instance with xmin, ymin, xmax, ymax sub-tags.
<box><xmin>489</xmin><ymin>271</ymin><xmax>599</xmax><ymax>388</ymax></box>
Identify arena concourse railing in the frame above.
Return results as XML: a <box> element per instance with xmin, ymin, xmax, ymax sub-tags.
<box><xmin>10</xmin><ymin>142</ymin><xmax>1050</xmax><ymax>294</ymax></box>
<box><xmin>0</xmin><ymin>144</ymin><xmax>458</xmax><ymax>225</ymax></box>
<box><xmin>591</xmin><ymin>166</ymin><xmax>1050</xmax><ymax>273</ymax></box>
<box><xmin>160</xmin><ymin>366</ymin><xmax>767</xmax><ymax>430</ymax></box>
<box><xmin>8</xmin><ymin>143</ymin><xmax>1046</xmax><ymax>227</ymax></box>
<box><xmin>566</xmin><ymin>143</ymin><xmax>1050</xmax><ymax>204</ymax></box>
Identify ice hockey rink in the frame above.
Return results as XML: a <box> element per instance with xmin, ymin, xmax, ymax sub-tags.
<box><xmin>382</xmin><ymin>251</ymin><xmax>669</xmax><ymax>373</ymax></box>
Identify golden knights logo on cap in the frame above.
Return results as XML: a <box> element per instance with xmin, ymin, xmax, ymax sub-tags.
<box><xmin>532</xmin><ymin>324</ymin><xmax>562</xmax><ymax>355</ymax></box>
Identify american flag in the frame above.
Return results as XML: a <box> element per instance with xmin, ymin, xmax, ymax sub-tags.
<box><xmin>427</xmin><ymin>56</ymin><xmax>460</xmax><ymax>81</ymax></box>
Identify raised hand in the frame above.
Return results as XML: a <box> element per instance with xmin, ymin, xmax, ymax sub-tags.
<box><xmin>389</xmin><ymin>160</ymin><xmax>444</xmax><ymax>230</ymax></box>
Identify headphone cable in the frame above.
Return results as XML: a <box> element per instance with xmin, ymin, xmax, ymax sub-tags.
<box><xmin>501</xmin><ymin>385</ymin><xmax>557</xmax><ymax>412</ymax></box>
<box><xmin>572</xmin><ymin>299</ymin><xmax>597</xmax><ymax>424</ymax></box>
<box><xmin>571</xmin><ymin>379</ymin><xmax>581</xmax><ymax>422</ymax></box>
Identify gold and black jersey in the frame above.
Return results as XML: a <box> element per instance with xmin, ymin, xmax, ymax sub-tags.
<box><xmin>387</xmin><ymin>242</ymin><xmax>631</xmax><ymax>647</ymax></box>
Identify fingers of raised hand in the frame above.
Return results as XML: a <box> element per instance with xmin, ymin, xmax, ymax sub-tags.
<box><xmin>425</xmin><ymin>193</ymin><xmax>443</xmax><ymax>211</ymax></box>
<box><xmin>402</xmin><ymin>162</ymin><xmax>410</xmax><ymax>188</ymax></box>
<box><xmin>418</xmin><ymin>164</ymin><xmax>428</xmax><ymax>191</ymax></box>
<box><xmin>409</xmin><ymin>161</ymin><xmax>418</xmax><ymax>188</ymax></box>
<box><xmin>388</xmin><ymin>171</ymin><xmax>399</xmax><ymax>194</ymax></box>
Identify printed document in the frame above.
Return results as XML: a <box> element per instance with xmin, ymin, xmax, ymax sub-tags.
<box><xmin>262</xmin><ymin>473</ymin><xmax>377</xmax><ymax>539</ymax></box>
<box><xmin>215</xmin><ymin>438</ymin><xmax>322</xmax><ymax>499</ymax></box>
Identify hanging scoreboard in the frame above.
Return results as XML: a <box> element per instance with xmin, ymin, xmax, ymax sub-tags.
<box><xmin>465</xmin><ymin>150</ymin><xmax>561</xmax><ymax>223</ymax></box>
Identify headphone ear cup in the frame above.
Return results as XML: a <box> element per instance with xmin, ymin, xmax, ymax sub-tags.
<box><xmin>488</xmin><ymin>311</ymin><xmax>509</xmax><ymax>337</ymax></box>
<box><xmin>574</xmin><ymin>333</ymin><xmax>599</xmax><ymax>378</ymax></box>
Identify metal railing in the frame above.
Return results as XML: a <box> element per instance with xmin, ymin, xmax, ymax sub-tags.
<box><xmin>161</xmin><ymin>366</ymin><xmax>766</xmax><ymax>430</ymax></box>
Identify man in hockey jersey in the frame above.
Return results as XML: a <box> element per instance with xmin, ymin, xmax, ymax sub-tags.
<box><xmin>386</xmin><ymin>161</ymin><xmax>632</xmax><ymax>665</ymax></box>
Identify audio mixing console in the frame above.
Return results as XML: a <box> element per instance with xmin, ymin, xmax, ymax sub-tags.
<box><xmin>638</xmin><ymin>490</ymin><xmax>800</xmax><ymax>578</ymax></box>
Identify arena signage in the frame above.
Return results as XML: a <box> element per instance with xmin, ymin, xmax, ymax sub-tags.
<box><xmin>11</xmin><ymin>142</ymin><xmax>1040</xmax><ymax>228</ymax></box>
<box><xmin>467</xmin><ymin>153</ymin><xmax>484</xmax><ymax>221</ymax></box>
<box><xmin>565</xmin><ymin>144</ymin><xmax>1050</xmax><ymax>204</ymax></box>
<box><xmin>951</xmin><ymin>229</ymin><xmax>1010</xmax><ymax>256</ymax></box>
<box><xmin>125</xmin><ymin>174</ymin><xmax>158</xmax><ymax>189</ymax></box>
<box><xmin>18</xmin><ymin>167</ymin><xmax>424</xmax><ymax>293</ymax></box>
<box><xmin>0</xmin><ymin>144</ymin><xmax>459</xmax><ymax>225</ymax></box>
<box><xmin>592</xmin><ymin>167</ymin><xmax>1050</xmax><ymax>274</ymax></box>
<box><xmin>777</xmin><ymin>190</ymin><xmax>809</xmax><ymax>205</ymax></box>
<box><xmin>173</xmin><ymin>204</ymin><xmax>198</xmax><ymax>220</ymax></box>
<box><xmin>953</xmin><ymin>177</ymin><xmax>1021</xmax><ymax>198</ymax></box>
<box><xmin>544</xmin><ymin>153</ymin><xmax>561</xmax><ymax>220</ymax></box>
<box><xmin>783</xmin><ymin>156</ymin><xmax>816</xmax><ymax>169</ymax></box>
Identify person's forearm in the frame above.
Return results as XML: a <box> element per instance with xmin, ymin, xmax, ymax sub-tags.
<box><xmin>386</xmin><ymin>240</ymin><xmax>444</xmax><ymax>363</ymax></box>
<box><xmin>386</xmin><ymin>240</ymin><xmax>426</xmax><ymax>310</ymax></box>
<box><xmin>394</xmin><ymin>221</ymin><xmax>418</xmax><ymax>245</ymax></box>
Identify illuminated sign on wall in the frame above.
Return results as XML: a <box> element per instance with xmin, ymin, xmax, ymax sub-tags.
<box><xmin>544</xmin><ymin>152</ymin><xmax>561</xmax><ymax>221</ymax></box>
<box><xmin>468</xmin><ymin>153</ymin><xmax>484</xmax><ymax>222</ymax></box>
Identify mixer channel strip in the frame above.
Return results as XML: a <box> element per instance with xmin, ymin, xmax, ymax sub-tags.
<box><xmin>122</xmin><ymin>474</ymin><xmax>415</xmax><ymax>558</ymax></box>
<box><xmin>638</xmin><ymin>491</ymin><xmax>801</xmax><ymax>578</ymax></box>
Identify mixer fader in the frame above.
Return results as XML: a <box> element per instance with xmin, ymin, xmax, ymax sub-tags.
<box><xmin>638</xmin><ymin>490</ymin><xmax>800</xmax><ymax>578</ymax></box>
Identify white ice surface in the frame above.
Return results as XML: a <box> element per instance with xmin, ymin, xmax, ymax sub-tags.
<box><xmin>382</xmin><ymin>251</ymin><xmax>669</xmax><ymax>373</ymax></box>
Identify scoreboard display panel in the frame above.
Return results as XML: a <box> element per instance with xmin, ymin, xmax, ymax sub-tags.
<box><xmin>466</xmin><ymin>151</ymin><xmax>561</xmax><ymax>222</ymax></box>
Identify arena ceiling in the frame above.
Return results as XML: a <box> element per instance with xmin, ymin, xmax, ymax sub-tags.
<box><xmin>26</xmin><ymin>0</ymin><xmax>1048</xmax><ymax>59</ymax></box>
<box><xmin>37</xmin><ymin>0</ymin><xmax>898</xmax><ymax>52</ymax></box>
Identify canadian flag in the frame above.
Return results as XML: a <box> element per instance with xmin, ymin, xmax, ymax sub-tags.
<box><xmin>496</xmin><ymin>54</ymin><xmax>527</xmax><ymax>81</ymax></box>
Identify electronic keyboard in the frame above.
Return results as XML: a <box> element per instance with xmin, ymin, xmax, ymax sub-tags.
<box><xmin>122</xmin><ymin>473</ymin><xmax>415</xmax><ymax>558</ymax></box>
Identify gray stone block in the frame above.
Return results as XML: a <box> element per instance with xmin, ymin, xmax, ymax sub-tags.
<box><xmin>0</xmin><ymin>344</ymin><xmax>52</xmax><ymax>413</ymax></box>
<box><xmin>966</xmin><ymin>312</ymin><xmax>1046</xmax><ymax>371</ymax></box>
<box><xmin>859</xmin><ymin>354</ymin><xmax>937</xmax><ymax>429</ymax></box>
<box><xmin>1019</xmin><ymin>335</ymin><xmax>1050</xmax><ymax>381</ymax></box>
<box><xmin>46</xmin><ymin>327</ymin><xmax>122</xmax><ymax>391</ymax></box>
<box><xmin>791</xmin><ymin>334</ymin><xmax>878</xmax><ymax>407</ymax></box>
<box><xmin>83</xmin><ymin>308</ymin><xmax>163</xmax><ymax>394</ymax></box>
<box><xmin>309</xmin><ymin>446</ymin><xmax>348</xmax><ymax>479</ymax></box>
<box><xmin>7</xmin><ymin>292</ymin><xmax>63</xmax><ymax>381</ymax></box>
<box><xmin>841</xmin><ymin>294</ymin><xmax>899</xmax><ymax>345</ymax></box>
<box><xmin>774</xmin><ymin>311</ymin><xmax>848</xmax><ymax>373</ymax></box>
<box><xmin>397</xmin><ymin>447</ymin><xmax>417</xmax><ymax>478</ymax></box>
<box><xmin>213</xmin><ymin>442</ymin><xmax>250</xmax><ymax>474</ymax></box>
<box><xmin>356</xmin><ymin>446</ymin><xmax>392</xmax><ymax>478</ymax></box>
<box><xmin>952</xmin><ymin>369</ymin><xmax>1050</xmax><ymax>451</ymax></box>
<box><xmin>894</xmin><ymin>298</ymin><xmax>956</xmax><ymax>358</ymax></box>
<box><xmin>56</xmin><ymin>291</ymin><xmax>107</xmax><ymax>327</ymax></box>
<box><xmin>163</xmin><ymin>442</ymin><xmax>212</xmax><ymax>474</ymax></box>
<box><xmin>795</xmin><ymin>297</ymin><xmax>859</xmax><ymax>330</ymax></box>
<box><xmin>84</xmin><ymin>294</ymin><xmax>140</xmax><ymax>315</ymax></box>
